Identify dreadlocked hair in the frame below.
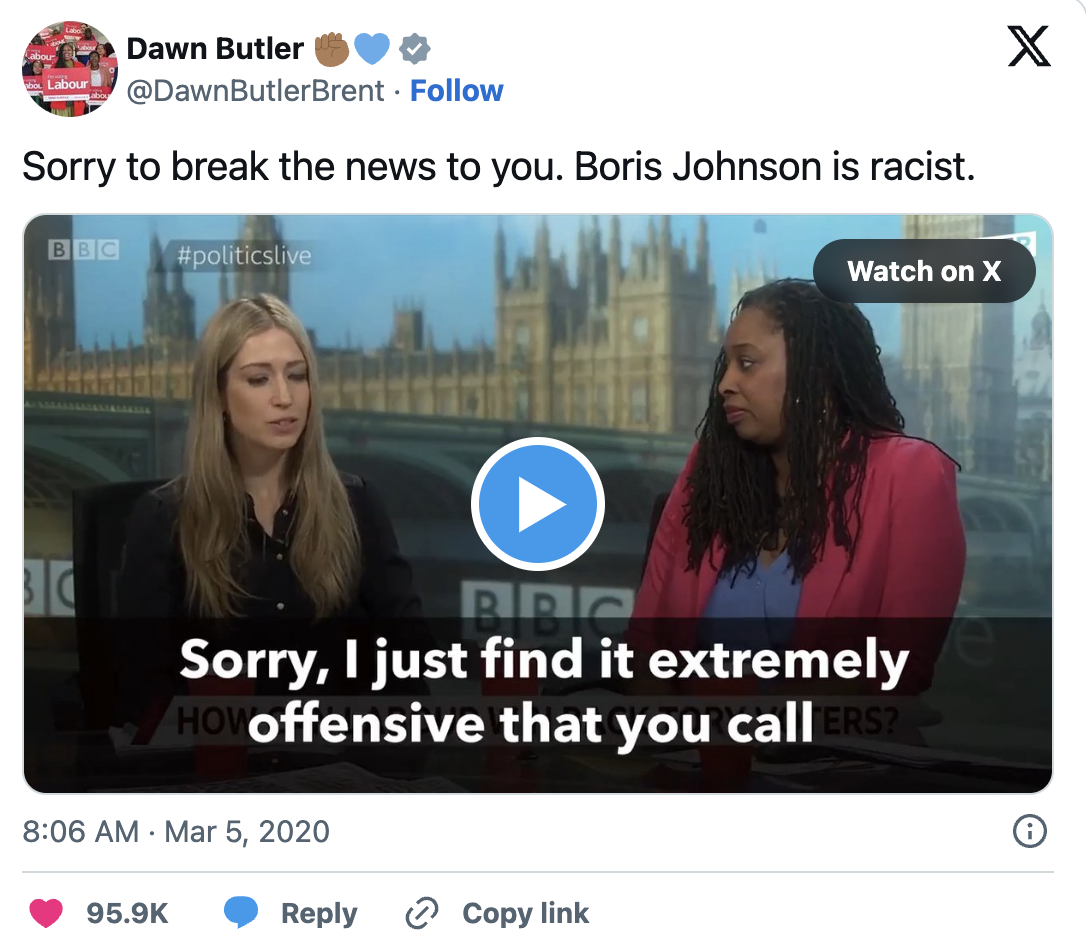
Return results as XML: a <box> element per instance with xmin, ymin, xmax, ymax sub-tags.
<box><xmin>686</xmin><ymin>278</ymin><xmax>905</xmax><ymax>580</ymax></box>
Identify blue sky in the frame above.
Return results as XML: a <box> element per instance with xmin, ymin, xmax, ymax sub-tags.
<box><xmin>70</xmin><ymin>214</ymin><xmax>1054</xmax><ymax>356</ymax></box>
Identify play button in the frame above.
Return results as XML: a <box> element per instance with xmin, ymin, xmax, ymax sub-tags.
<box><xmin>519</xmin><ymin>477</ymin><xmax>565</xmax><ymax>532</ymax></box>
<box><xmin>472</xmin><ymin>437</ymin><xmax>605</xmax><ymax>571</ymax></box>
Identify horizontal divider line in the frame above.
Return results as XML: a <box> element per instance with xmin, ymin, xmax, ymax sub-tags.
<box><xmin>23</xmin><ymin>870</ymin><xmax>1055</xmax><ymax>874</ymax></box>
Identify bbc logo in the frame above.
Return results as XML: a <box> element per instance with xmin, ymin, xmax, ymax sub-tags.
<box><xmin>47</xmin><ymin>238</ymin><xmax>120</xmax><ymax>261</ymax></box>
<box><xmin>460</xmin><ymin>579</ymin><xmax>634</xmax><ymax>642</ymax></box>
<box><xmin>24</xmin><ymin>559</ymin><xmax>75</xmax><ymax>617</ymax></box>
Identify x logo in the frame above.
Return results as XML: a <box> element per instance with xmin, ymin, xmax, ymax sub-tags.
<box><xmin>1008</xmin><ymin>25</ymin><xmax>1050</xmax><ymax>66</ymax></box>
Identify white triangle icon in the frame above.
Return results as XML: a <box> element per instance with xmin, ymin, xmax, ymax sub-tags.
<box><xmin>519</xmin><ymin>477</ymin><xmax>566</xmax><ymax>532</ymax></box>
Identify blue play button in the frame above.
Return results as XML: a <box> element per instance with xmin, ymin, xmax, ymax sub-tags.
<box><xmin>471</xmin><ymin>437</ymin><xmax>605</xmax><ymax>571</ymax></box>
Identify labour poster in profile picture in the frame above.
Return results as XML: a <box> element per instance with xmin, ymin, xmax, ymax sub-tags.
<box><xmin>24</xmin><ymin>21</ymin><xmax>117</xmax><ymax>116</ymax></box>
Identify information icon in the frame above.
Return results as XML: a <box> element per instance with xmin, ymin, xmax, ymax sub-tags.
<box><xmin>1012</xmin><ymin>814</ymin><xmax>1046</xmax><ymax>848</ymax></box>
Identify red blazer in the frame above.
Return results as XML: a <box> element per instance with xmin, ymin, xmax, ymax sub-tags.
<box><xmin>628</xmin><ymin>434</ymin><xmax>966</xmax><ymax>694</ymax></box>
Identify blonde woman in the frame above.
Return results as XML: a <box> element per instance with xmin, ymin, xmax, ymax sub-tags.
<box><xmin>115</xmin><ymin>295</ymin><xmax>428</xmax><ymax>724</ymax></box>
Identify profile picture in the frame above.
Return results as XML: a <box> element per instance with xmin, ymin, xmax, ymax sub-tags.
<box><xmin>23</xmin><ymin>21</ymin><xmax>116</xmax><ymax>116</ymax></box>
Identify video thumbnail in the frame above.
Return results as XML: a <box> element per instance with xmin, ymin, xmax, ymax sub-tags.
<box><xmin>24</xmin><ymin>213</ymin><xmax>1051</xmax><ymax>793</ymax></box>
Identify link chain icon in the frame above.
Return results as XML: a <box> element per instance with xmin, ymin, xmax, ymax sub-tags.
<box><xmin>406</xmin><ymin>896</ymin><xmax>439</xmax><ymax>929</ymax></box>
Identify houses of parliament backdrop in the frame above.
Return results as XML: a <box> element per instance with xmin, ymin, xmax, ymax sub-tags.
<box><xmin>24</xmin><ymin>213</ymin><xmax>1052</xmax><ymax>619</ymax></box>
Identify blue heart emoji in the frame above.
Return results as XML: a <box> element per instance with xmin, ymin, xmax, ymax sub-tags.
<box><xmin>354</xmin><ymin>33</ymin><xmax>390</xmax><ymax>64</ymax></box>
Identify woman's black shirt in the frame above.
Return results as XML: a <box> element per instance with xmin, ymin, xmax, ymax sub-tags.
<box><xmin>112</xmin><ymin>473</ymin><xmax>431</xmax><ymax>725</ymax></box>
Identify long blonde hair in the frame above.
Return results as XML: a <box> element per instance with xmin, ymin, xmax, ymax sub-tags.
<box><xmin>177</xmin><ymin>294</ymin><xmax>360</xmax><ymax>618</ymax></box>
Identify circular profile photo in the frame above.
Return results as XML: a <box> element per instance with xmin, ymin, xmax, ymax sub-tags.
<box><xmin>24</xmin><ymin>21</ymin><xmax>116</xmax><ymax>116</ymax></box>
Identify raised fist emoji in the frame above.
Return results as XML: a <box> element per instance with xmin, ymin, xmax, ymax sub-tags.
<box><xmin>314</xmin><ymin>31</ymin><xmax>349</xmax><ymax>67</ymax></box>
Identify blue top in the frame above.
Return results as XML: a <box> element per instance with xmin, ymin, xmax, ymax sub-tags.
<box><xmin>696</xmin><ymin>551</ymin><xmax>803</xmax><ymax>655</ymax></box>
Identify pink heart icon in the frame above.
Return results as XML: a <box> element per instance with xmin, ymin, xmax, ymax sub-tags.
<box><xmin>30</xmin><ymin>899</ymin><xmax>63</xmax><ymax>928</ymax></box>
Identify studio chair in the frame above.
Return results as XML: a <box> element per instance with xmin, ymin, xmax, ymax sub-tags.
<box><xmin>71</xmin><ymin>480</ymin><xmax>168</xmax><ymax>729</ymax></box>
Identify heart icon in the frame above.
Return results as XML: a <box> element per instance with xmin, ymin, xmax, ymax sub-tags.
<box><xmin>30</xmin><ymin>899</ymin><xmax>63</xmax><ymax>928</ymax></box>
<box><xmin>354</xmin><ymin>33</ymin><xmax>390</xmax><ymax>64</ymax></box>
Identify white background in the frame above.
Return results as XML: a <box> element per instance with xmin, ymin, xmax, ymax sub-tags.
<box><xmin>10</xmin><ymin>0</ymin><xmax>1082</xmax><ymax>936</ymax></box>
